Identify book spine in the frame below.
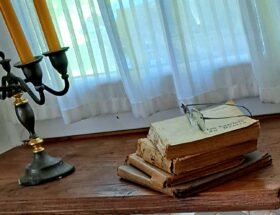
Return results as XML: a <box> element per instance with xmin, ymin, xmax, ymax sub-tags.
<box><xmin>136</xmin><ymin>138</ymin><xmax>173</xmax><ymax>174</ymax></box>
<box><xmin>173</xmin><ymin>140</ymin><xmax>257</xmax><ymax>174</ymax></box>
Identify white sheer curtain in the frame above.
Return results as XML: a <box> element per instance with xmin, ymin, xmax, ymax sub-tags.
<box><xmin>46</xmin><ymin>0</ymin><xmax>130</xmax><ymax>123</ymax></box>
<box><xmin>44</xmin><ymin>0</ymin><xmax>258</xmax><ymax>122</ymax></box>
<box><xmin>1</xmin><ymin>0</ymin><xmax>280</xmax><ymax>152</ymax></box>
<box><xmin>98</xmin><ymin>0</ymin><xmax>178</xmax><ymax>117</ymax></box>
<box><xmin>240</xmin><ymin>0</ymin><xmax>280</xmax><ymax>103</ymax></box>
<box><xmin>95</xmin><ymin>0</ymin><xmax>258</xmax><ymax>117</ymax></box>
<box><xmin>1</xmin><ymin>0</ymin><xmax>279</xmax><ymax>142</ymax></box>
<box><xmin>102</xmin><ymin>0</ymin><xmax>258</xmax><ymax>113</ymax></box>
<box><xmin>158</xmin><ymin>0</ymin><xmax>258</xmax><ymax>104</ymax></box>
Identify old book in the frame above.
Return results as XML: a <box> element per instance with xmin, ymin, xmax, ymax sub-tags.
<box><xmin>148</xmin><ymin>104</ymin><xmax>260</xmax><ymax>159</ymax></box>
<box><xmin>118</xmin><ymin>151</ymin><xmax>272</xmax><ymax>198</ymax></box>
<box><xmin>126</xmin><ymin>153</ymin><xmax>244</xmax><ymax>187</ymax></box>
<box><xmin>136</xmin><ymin>138</ymin><xmax>257</xmax><ymax>175</ymax></box>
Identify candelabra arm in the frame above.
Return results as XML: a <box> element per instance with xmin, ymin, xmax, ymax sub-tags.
<box><xmin>43</xmin><ymin>75</ymin><xmax>69</xmax><ymax>96</ymax></box>
<box><xmin>42</xmin><ymin>47</ymin><xmax>70</xmax><ymax>96</ymax></box>
<box><xmin>12</xmin><ymin>75</ymin><xmax>45</xmax><ymax>105</ymax></box>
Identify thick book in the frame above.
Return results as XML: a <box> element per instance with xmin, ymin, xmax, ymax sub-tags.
<box><xmin>117</xmin><ymin>151</ymin><xmax>272</xmax><ymax>198</ymax></box>
<box><xmin>136</xmin><ymin>138</ymin><xmax>257</xmax><ymax>175</ymax></box>
<box><xmin>125</xmin><ymin>153</ymin><xmax>244</xmax><ymax>187</ymax></box>
<box><xmin>148</xmin><ymin>104</ymin><xmax>260</xmax><ymax>159</ymax></box>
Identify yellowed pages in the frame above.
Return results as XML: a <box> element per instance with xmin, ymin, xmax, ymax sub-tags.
<box><xmin>117</xmin><ymin>152</ymin><xmax>272</xmax><ymax>197</ymax></box>
<box><xmin>126</xmin><ymin>153</ymin><xmax>244</xmax><ymax>188</ymax></box>
<box><xmin>137</xmin><ymin>138</ymin><xmax>172</xmax><ymax>172</ymax></box>
<box><xmin>148</xmin><ymin>104</ymin><xmax>259</xmax><ymax>157</ymax></box>
<box><xmin>137</xmin><ymin>138</ymin><xmax>257</xmax><ymax>174</ymax></box>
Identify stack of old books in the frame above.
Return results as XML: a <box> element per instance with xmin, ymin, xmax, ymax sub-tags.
<box><xmin>117</xmin><ymin>103</ymin><xmax>272</xmax><ymax>198</ymax></box>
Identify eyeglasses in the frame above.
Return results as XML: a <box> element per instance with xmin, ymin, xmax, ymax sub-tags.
<box><xmin>180</xmin><ymin>103</ymin><xmax>253</xmax><ymax>132</ymax></box>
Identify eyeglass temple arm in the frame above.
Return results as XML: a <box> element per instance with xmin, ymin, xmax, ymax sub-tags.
<box><xmin>181</xmin><ymin>103</ymin><xmax>253</xmax><ymax>117</ymax></box>
<box><xmin>225</xmin><ymin>104</ymin><xmax>253</xmax><ymax>117</ymax></box>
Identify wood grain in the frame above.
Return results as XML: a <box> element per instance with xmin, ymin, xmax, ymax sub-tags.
<box><xmin>0</xmin><ymin>116</ymin><xmax>280</xmax><ymax>214</ymax></box>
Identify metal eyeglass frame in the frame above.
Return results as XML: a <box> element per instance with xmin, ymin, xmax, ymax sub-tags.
<box><xmin>180</xmin><ymin>103</ymin><xmax>253</xmax><ymax>132</ymax></box>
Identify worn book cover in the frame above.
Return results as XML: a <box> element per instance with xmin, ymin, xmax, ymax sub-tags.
<box><xmin>136</xmin><ymin>138</ymin><xmax>257</xmax><ymax>175</ymax></box>
<box><xmin>125</xmin><ymin>153</ymin><xmax>244</xmax><ymax>187</ymax></box>
<box><xmin>148</xmin><ymin>104</ymin><xmax>260</xmax><ymax>159</ymax></box>
<box><xmin>118</xmin><ymin>151</ymin><xmax>272</xmax><ymax>198</ymax></box>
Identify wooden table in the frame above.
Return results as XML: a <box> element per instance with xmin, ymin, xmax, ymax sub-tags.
<box><xmin>0</xmin><ymin>117</ymin><xmax>280</xmax><ymax>214</ymax></box>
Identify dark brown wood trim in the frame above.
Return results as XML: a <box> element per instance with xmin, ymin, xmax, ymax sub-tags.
<box><xmin>255</xmin><ymin>113</ymin><xmax>280</xmax><ymax>120</ymax></box>
<box><xmin>42</xmin><ymin>127</ymin><xmax>149</xmax><ymax>143</ymax></box>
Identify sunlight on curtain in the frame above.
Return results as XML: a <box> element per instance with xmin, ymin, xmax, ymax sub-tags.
<box><xmin>44</xmin><ymin>0</ymin><xmax>259</xmax><ymax>121</ymax></box>
<box><xmin>1</xmin><ymin>0</ymin><xmax>280</xmax><ymax>152</ymax></box>
<box><xmin>160</xmin><ymin>0</ymin><xmax>258</xmax><ymax>104</ymax></box>
<box><xmin>103</xmin><ymin>0</ymin><xmax>177</xmax><ymax>117</ymax></box>
<box><xmin>106</xmin><ymin>0</ymin><xmax>258</xmax><ymax>114</ymax></box>
<box><xmin>240</xmin><ymin>0</ymin><xmax>280</xmax><ymax>103</ymax></box>
<box><xmin>47</xmin><ymin>0</ymin><xmax>130</xmax><ymax>123</ymax></box>
<box><xmin>10</xmin><ymin>0</ymin><xmax>261</xmax><ymax>123</ymax></box>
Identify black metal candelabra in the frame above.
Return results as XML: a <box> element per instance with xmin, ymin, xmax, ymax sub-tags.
<box><xmin>0</xmin><ymin>47</ymin><xmax>75</xmax><ymax>186</ymax></box>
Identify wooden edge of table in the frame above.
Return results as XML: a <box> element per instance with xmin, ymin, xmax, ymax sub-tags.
<box><xmin>0</xmin><ymin>189</ymin><xmax>279</xmax><ymax>214</ymax></box>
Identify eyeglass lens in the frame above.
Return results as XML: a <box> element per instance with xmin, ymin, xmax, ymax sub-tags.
<box><xmin>191</xmin><ymin>108</ymin><xmax>206</xmax><ymax>131</ymax></box>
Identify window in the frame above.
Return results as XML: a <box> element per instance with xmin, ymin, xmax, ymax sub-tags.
<box><xmin>48</xmin><ymin>0</ymin><xmax>118</xmax><ymax>78</ymax></box>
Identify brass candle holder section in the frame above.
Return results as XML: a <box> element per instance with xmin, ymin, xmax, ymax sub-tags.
<box><xmin>0</xmin><ymin>48</ymin><xmax>75</xmax><ymax>186</ymax></box>
<box><xmin>28</xmin><ymin>138</ymin><xmax>44</xmax><ymax>154</ymax></box>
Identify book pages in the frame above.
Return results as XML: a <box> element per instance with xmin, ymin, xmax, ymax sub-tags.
<box><xmin>148</xmin><ymin>104</ymin><xmax>258</xmax><ymax>147</ymax></box>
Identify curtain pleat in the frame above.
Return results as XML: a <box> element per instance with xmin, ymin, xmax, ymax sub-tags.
<box><xmin>48</xmin><ymin>0</ymin><xmax>130</xmax><ymax>123</ymax></box>
<box><xmin>62</xmin><ymin>0</ymin><xmax>87</xmax><ymax>77</ymax></box>
<box><xmin>240</xmin><ymin>0</ymin><xmax>280</xmax><ymax>103</ymax></box>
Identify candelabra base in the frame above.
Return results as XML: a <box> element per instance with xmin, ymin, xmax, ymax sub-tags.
<box><xmin>18</xmin><ymin>151</ymin><xmax>75</xmax><ymax>186</ymax></box>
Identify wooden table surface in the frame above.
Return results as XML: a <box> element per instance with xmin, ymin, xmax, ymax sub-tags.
<box><xmin>0</xmin><ymin>116</ymin><xmax>280</xmax><ymax>214</ymax></box>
